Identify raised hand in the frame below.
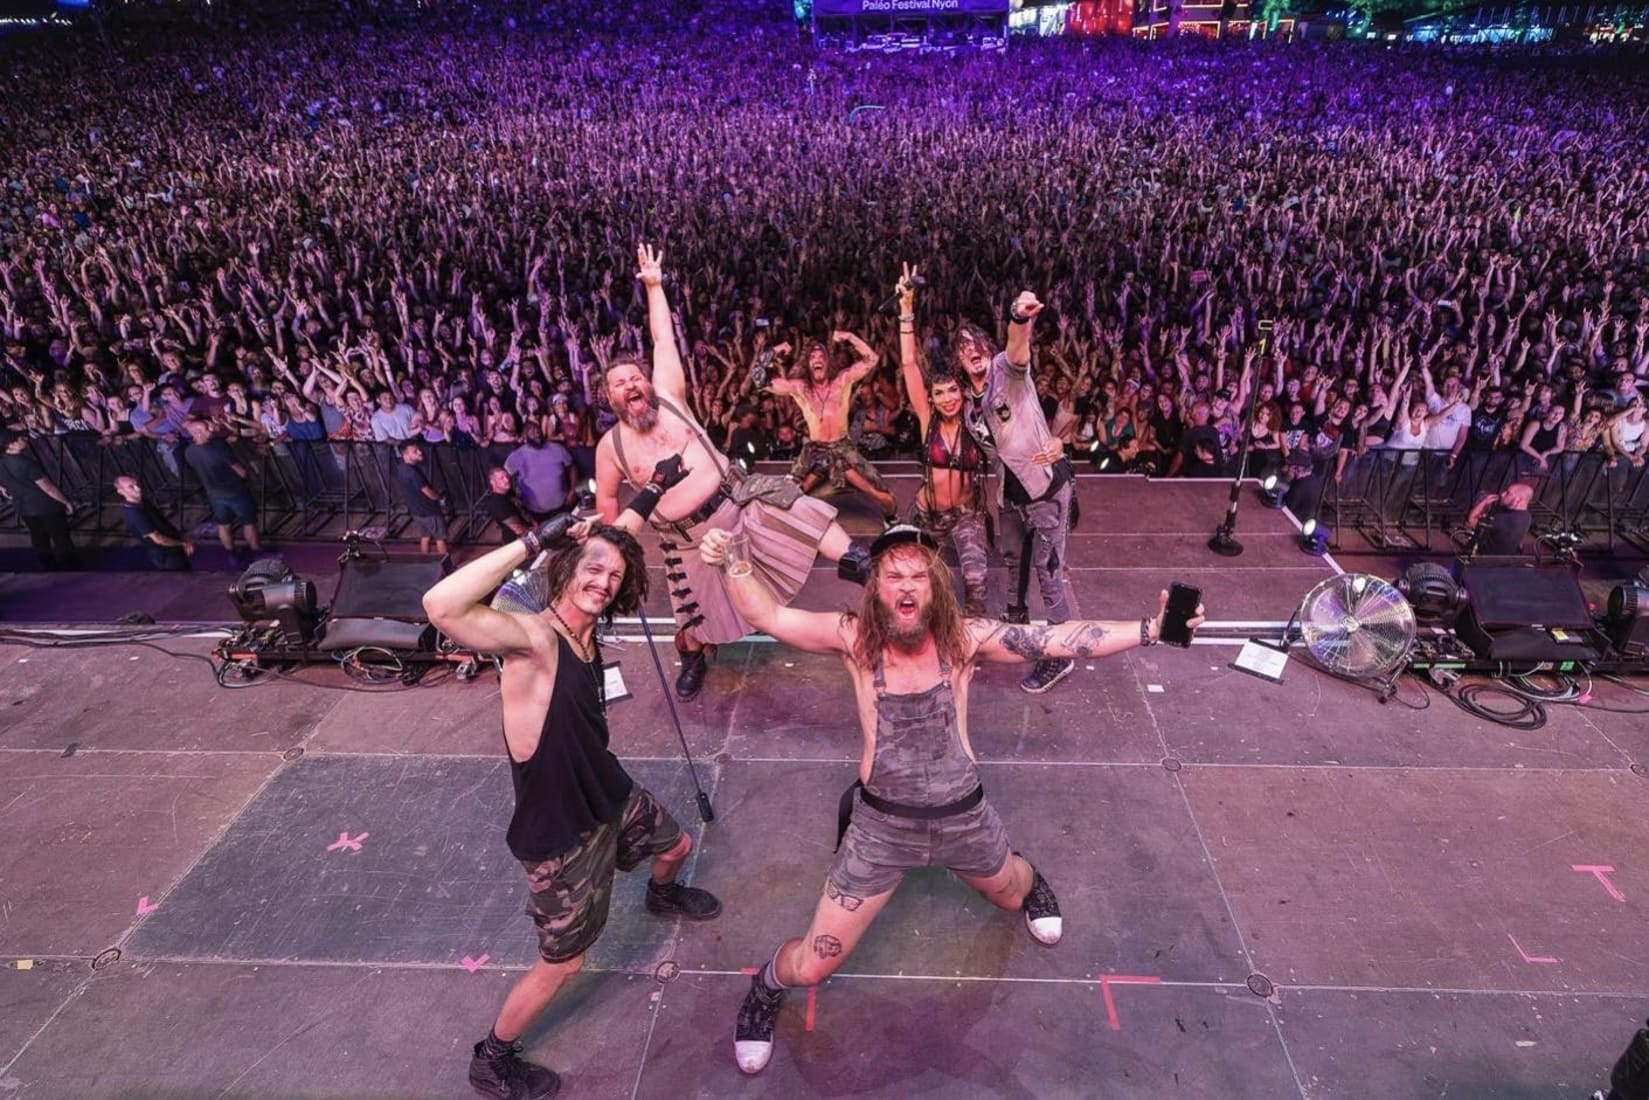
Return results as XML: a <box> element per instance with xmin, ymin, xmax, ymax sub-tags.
<box><xmin>1010</xmin><ymin>290</ymin><xmax>1044</xmax><ymax>322</ymax></box>
<box><xmin>635</xmin><ymin>243</ymin><xmax>665</xmax><ymax>288</ymax></box>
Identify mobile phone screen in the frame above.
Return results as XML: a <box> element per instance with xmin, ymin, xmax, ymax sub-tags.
<box><xmin>1159</xmin><ymin>582</ymin><xmax>1201</xmax><ymax>648</ymax></box>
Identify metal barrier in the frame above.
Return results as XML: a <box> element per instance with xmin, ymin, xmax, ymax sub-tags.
<box><xmin>1322</xmin><ymin>445</ymin><xmax>1649</xmax><ymax>555</ymax></box>
<box><xmin>0</xmin><ymin>435</ymin><xmax>514</xmax><ymax>548</ymax></box>
<box><xmin>7</xmin><ymin>433</ymin><xmax>1649</xmax><ymax>559</ymax></box>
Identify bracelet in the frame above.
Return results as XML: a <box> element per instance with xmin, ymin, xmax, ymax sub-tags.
<box><xmin>1140</xmin><ymin>617</ymin><xmax>1158</xmax><ymax>647</ymax></box>
<box><xmin>898</xmin><ymin>314</ymin><xmax>915</xmax><ymax>323</ymax></box>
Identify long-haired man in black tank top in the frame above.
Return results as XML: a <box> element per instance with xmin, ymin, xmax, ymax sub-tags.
<box><xmin>425</xmin><ymin>519</ymin><xmax>722</xmax><ymax>1099</ymax></box>
<box><xmin>699</xmin><ymin>524</ymin><xmax>1204</xmax><ymax>1077</ymax></box>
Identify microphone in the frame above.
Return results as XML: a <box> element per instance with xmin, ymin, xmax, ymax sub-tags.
<box><xmin>875</xmin><ymin>274</ymin><xmax>927</xmax><ymax>317</ymax></box>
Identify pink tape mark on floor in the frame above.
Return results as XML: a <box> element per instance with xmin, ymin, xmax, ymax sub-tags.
<box><xmin>326</xmin><ymin>831</ymin><xmax>369</xmax><ymax>853</ymax></box>
<box><xmin>1572</xmin><ymin>864</ymin><xmax>1626</xmax><ymax>903</ymax></box>
<box><xmin>1507</xmin><ymin>933</ymin><xmax>1559</xmax><ymax>964</ymax></box>
<box><xmin>1097</xmin><ymin>974</ymin><xmax>1162</xmax><ymax>1031</ymax></box>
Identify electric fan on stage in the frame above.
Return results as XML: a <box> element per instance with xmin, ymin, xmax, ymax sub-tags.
<box><xmin>1293</xmin><ymin>574</ymin><xmax>1417</xmax><ymax>697</ymax></box>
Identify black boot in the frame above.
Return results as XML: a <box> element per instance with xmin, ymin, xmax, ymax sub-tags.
<box><xmin>645</xmin><ymin>879</ymin><xmax>722</xmax><ymax>920</ymax></box>
<box><xmin>675</xmin><ymin>648</ymin><xmax>709</xmax><ymax>701</ymax></box>
<box><xmin>837</xmin><ymin>545</ymin><xmax>872</xmax><ymax>585</ymax></box>
<box><xmin>469</xmin><ymin>1039</ymin><xmax>560</xmax><ymax>1099</ymax></box>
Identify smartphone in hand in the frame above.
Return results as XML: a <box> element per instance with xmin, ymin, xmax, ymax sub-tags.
<box><xmin>1159</xmin><ymin>582</ymin><xmax>1202</xmax><ymax>648</ymax></box>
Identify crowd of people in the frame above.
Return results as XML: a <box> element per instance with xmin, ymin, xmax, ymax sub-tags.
<box><xmin>2</xmin><ymin>12</ymin><xmax>1649</xmax><ymax>566</ymax></box>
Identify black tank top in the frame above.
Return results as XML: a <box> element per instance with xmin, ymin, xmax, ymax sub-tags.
<box><xmin>1530</xmin><ymin>422</ymin><xmax>1559</xmax><ymax>452</ymax></box>
<box><xmin>505</xmin><ymin>633</ymin><xmax>633</xmax><ymax>861</ymax></box>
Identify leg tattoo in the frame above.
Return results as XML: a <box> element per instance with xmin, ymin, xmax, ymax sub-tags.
<box><xmin>825</xmin><ymin>881</ymin><xmax>864</xmax><ymax>912</ymax></box>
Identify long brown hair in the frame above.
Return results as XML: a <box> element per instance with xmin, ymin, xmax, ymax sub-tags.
<box><xmin>851</xmin><ymin>543</ymin><xmax>971</xmax><ymax>670</ymax></box>
<box><xmin>546</xmin><ymin>524</ymin><xmax>650</xmax><ymax>623</ymax></box>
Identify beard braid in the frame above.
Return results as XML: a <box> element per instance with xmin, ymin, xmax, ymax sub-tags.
<box><xmin>617</xmin><ymin>389</ymin><xmax>661</xmax><ymax>432</ymax></box>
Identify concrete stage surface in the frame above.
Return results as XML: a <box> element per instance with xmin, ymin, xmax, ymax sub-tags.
<box><xmin>1</xmin><ymin>476</ymin><xmax>1645</xmax><ymax>1099</ymax></box>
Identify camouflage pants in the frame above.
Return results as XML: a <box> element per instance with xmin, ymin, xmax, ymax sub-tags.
<box><xmin>915</xmin><ymin>505</ymin><xmax>989</xmax><ymax>615</ymax></box>
<box><xmin>520</xmin><ymin>787</ymin><xmax>684</xmax><ymax>963</ymax></box>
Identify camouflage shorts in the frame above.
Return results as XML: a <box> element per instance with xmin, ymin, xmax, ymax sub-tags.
<box><xmin>521</xmin><ymin>787</ymin><xmax>684</xmax><ymax>963</ymax></box>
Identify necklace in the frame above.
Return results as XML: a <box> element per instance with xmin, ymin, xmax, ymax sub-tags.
<box><xmin>546</xmin><ymin>603</ymin><xmax>595</xmax><ymax>663</ymax></box>
<box><xmin>547</xmin><ymin>602</ymin><xmax>605</xmax><ymax>712</ymax></box>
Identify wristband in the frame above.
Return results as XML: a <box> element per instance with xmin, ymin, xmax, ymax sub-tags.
<box><xmin>898</xmin><ymin>314</ymin><xmax>915</xmax><ymax>323</ymax></box>
<box><xmin>1009</xmin><ymin>307</ymin><xmax>1033</xmax><ymax>325</ymax></box>
<box><xmin>1140</xmin><ymin>617</ymin><xmax>1158</xmax><ymax>647</ymax></box>
<box><xmin>623</xmin><ymin>483</ymin><xmax>664</xmax><ymax>521</ymax></box>
<box><xmin>519</xmin><ymin>531</ymin><xmax>543</xmax><ymax>559</ymax></box>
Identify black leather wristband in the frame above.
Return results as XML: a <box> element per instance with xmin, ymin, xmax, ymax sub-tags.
<box><xmin>1140</xmin><ymin>617</ymin><xmax>1159</xmax><ymax>647</ymax></box>
<box><xmin>623</xmin><ymin>483</ymin><xmax>664</xmax><ymax>521</ymax></box>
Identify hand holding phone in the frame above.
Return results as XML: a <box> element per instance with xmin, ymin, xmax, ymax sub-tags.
<box><xmin>1157</xmin><ymin>582</ymin><xmax>1204</xmax><ymax>648</ymax></box>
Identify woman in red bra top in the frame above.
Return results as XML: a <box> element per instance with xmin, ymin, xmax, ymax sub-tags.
<box><xmin>896</xmin><ymin>264</ymin><xmax>990</xmax><ymax>616</ymax></box>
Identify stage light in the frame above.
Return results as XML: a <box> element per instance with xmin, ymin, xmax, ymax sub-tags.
<box><xmin>229</xmin><ymin>559</ymin><xmax>319</xmax><ymax>644</ymax></box>
<box><xmin>1397</xmin><ymin>561</ymin><xmax>1462</xmax><ymax>623</ymax></box>
<box><xmin>1299</xmin><ymin>519</ymin><xmax>1330</xmax><ymax>556</ymax></box>
<box><xmin>1605</xmin><ymin>581</ymin><xmax>1649</xmax><ymax>658</ymax></box>
<box><xmin>1259</xmin><ymin>474</ymin><xmax>1288</xmax><ymax>509</ymax></box>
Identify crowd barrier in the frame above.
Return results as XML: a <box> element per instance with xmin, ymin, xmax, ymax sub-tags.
<box><xmin>0</xmin><ymin>434</ymin><xmax>520</xmax><ymax>548</ymax></box>
<box><xmin>1319</xmin><ymin>446</ymin><xmax>1649</xmax><ymax>555</ymax></box>
<box><xmin>6</xmin><ymin>435</ymin><xmax>1649</xmax><ymax>559</ymax></box>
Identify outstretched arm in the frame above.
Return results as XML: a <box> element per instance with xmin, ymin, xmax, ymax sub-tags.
<box><xmin>700</xmin><ymin>530</ymin><xmax>851</xmax><ymax>654</ymax></box>
<box><xmin>970</xmin><ymin>590</ymin><xmax>1203</xmax><ymax>663</ymax></box>
<box><xmin>636</xmin><ymin>244</ymin><xmax>687</xmax><ymax>406</ymax></box>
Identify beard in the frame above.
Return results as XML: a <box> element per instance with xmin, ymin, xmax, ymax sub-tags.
<box><xmin>617</xmin><ymin>388</ymin><xmax>661</xmax><ymax>432</ymax></box>
<box><xmin>874</xmin><ymin>595</ymin><xmax>933</xmax><ymax>652</ymax></box>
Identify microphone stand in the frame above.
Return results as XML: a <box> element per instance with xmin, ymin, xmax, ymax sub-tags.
<box><xmin>1208</xmin><ymin>318</ymin><xmax>1274</xmax><ymax>558</ymax></box>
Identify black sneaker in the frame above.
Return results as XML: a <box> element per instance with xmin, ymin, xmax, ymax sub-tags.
<box><xmin>675</xmin><ymin>649</ymin><xmax>709</xmax><ymax>701</ymax></box>
<box><xmin>733</xmin><ymin>973</ymin><xmax>786</xmax><ymax>1075</ymax></box>
<box><xmin>469</xmin><ymin>1040</ymin><xmax>561</xmax><ymax>1099</ymax></box>
<box><xmin>645</xmin><ymin>879</ymin><xmax>722</xmax><ymax>921</ymax></box>
<box><xmin>1020</xmin><ymin>657</ymin><xmax>1074</xmax><ymax>694</ymax></box>
<box><xmin>1020</xmin><ymin>861</ymin><xmax>1063</xmax><ymax>946</ymax></box>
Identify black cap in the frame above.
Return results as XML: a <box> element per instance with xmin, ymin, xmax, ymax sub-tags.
<box><xmin>868</xmin><ymin>523</ymin><xmax>938</xmax><ymax>560</ymax></box>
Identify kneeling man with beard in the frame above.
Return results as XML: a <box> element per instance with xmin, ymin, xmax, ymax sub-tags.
<box><xmin>596</xmin><ymin>244</ymin><xmax>872</xmax><ymax>703</ymax></box>
<box><xmin>699</xmin><ymin>524</ymin><xmax>1204</xmax><ymax>1075</ymax></box>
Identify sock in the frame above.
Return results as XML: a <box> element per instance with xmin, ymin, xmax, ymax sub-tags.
<box><xmin>480</xmin><ymin>1028</ymin><xmax>515</xmax><ymax>1058</ymax></box>
<box><xmin>758</xmin><ymin>950</ymin><xmax>789</xmax><ymax>995</ymax></box>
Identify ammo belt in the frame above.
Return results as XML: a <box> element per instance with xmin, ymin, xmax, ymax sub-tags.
<box><xmin>835</xmin><ymin>780</ymin><xmax>985</xmax><ymax>851</ymax></box>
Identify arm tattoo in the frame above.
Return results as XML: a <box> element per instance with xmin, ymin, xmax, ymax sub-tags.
<box><xmin>1059</xmin><ymin>623</ymin><xmax>1108</xmax><ymax>658</ymax></box>
<box><xmin>826</xmin><ymin>881</ymin><xmax>864</xmax><ymax>912</ymax></box>
<box><xmin>812</xmin><ymin>934</ymin><xmax>844</xmax><ymax>959</ymax></box>
<box><xmin>983</xmin><ymin>622</ymin><xmax>1106</xmax><ymax>660</ymax></box>
<box><xmin>994</xmin><ymin>625</ymin><xmax>1052</xmax><ymax>661</ymax></box>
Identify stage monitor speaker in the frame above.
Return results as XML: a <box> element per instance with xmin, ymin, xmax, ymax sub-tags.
<box><xmin>319</xmin><ymin>556</ymin><xmax>444</xmax><ymax>653</ymax></box>
<box><xmin>1456</xmin><ymin>564</ymin><xmax>1601</xmax><ymax>662</ymax></box>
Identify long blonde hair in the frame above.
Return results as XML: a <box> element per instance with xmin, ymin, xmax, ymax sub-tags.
<box><xmin>851</xmin><ymin>543</ymin><xmax>970</xmax><ymax>670</ymax></box>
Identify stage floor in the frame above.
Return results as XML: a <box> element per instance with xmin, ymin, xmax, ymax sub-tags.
<box><xmin>1</xmin><ymin>477</ymin><xmax>1645</xmax><ymax>1099</ymax></box>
